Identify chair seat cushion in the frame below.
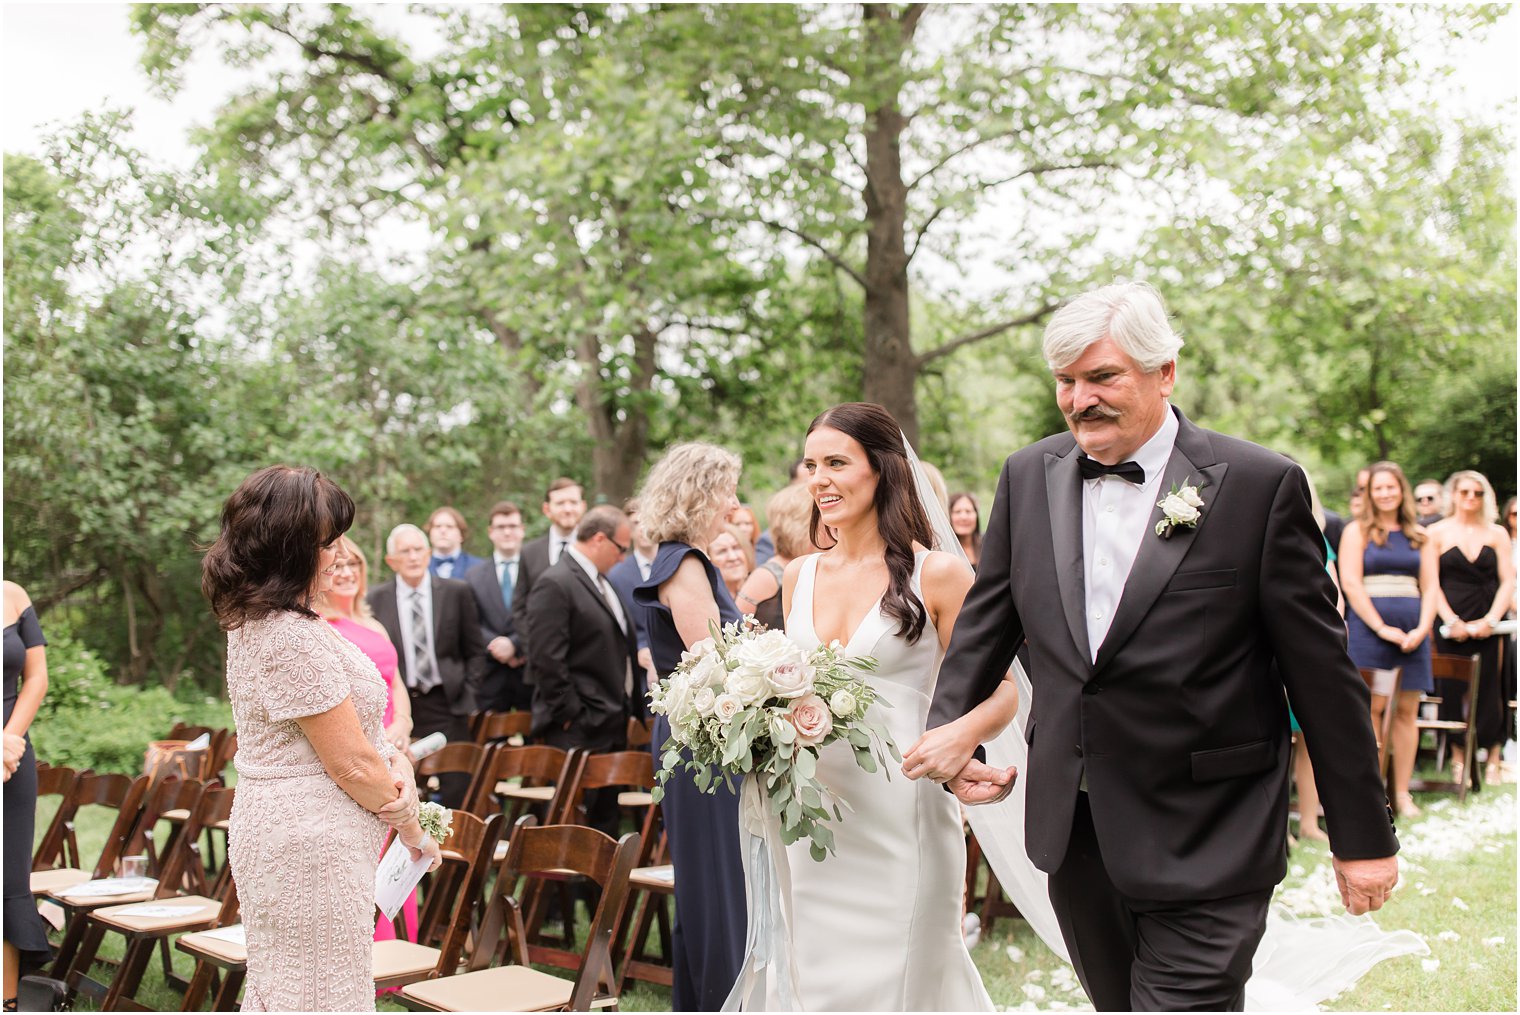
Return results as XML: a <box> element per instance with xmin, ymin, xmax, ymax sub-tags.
<box><xmin>630</xmin><ymin>865</ymin><xmax>674</xmax><ymax>890</ymax></box>
<box><xmin>496</xmin><ymin>783</ymin><xmax>556</xmax><ymax>800</ymax></box>
<box><xmin>91</xmin><ymin>896</ymin><xmax>219</xmax><ymax>933</ymax></box>
<box><xmin>178</xmin><ymin>926</ymin><xmax>248</xmax><ymax>964</ymax></box>
<box><xmin>617</xmin><ymin>791</ymin><xmax>653</xmax><ymax>808</ymax></box>
<box><xmin>400</xmin><ymin>966</ymin><xmax>573</xmax><ymax>1012</ymax></box>
<box><xmin>162</xmin><ymin>807</ymin><xmax>192</xmax><ymax>822</ymax></box>
<box><xmin>30</xmin><ymin>868</ymin><xmax>88</xmax><ymax>896</ymax></box>
<box><xmin>1414</xmin><ymin>719</ymin><xmax>1468</xmax><ymax>732</ymax></box>
<box><xmin>372</xmin><ymin>939</ymin><xmax>440</xmax><ymax>981</ymax></box>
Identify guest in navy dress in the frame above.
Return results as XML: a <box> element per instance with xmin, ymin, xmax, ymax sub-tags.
<box><xmin>1340</xmin><ymin>461</ymin><xmax>1439</xmax><ymax>818</ymax></box>
<box><xmin>4</xmin><ymin>581</ymin><xmax>53</xmax><ymax>1007</ymax></box>
<box><xmin>632</xmin><ymin>442</ymin><xmax>746</xmax><ymax>1012</ymax></box>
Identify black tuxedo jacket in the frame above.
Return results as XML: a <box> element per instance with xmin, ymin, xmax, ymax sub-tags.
<box><xmin>464</xmin><ymin>557</ymin><xmax>525</xmax><ymax>703</ymax></box>
<box><xmin>512</xmin><ymin>532</ymin><xmax>572</xmax><ymax>683</ymax></box>
<box><xmin>367</xmin><ymin>576</ymin><xmax>487</xmax><ymax>717</ymax></box>
<box><xmin>524</xmin><ymin>554</ymin><xmax>643</xmax><ymax>740</ymax></box>
<box><xmin>929</xmin><ymin>407</ymin><xmax>1398</xmax><ymax>901</ymax></box>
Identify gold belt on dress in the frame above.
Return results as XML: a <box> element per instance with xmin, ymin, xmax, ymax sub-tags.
<box><xmin>1363</xmin><ymin>574</ymin><xmax>1419</xmax><ymax>599</ymax></box>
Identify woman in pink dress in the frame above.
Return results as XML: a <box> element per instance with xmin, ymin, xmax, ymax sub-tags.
<box><xmin>314</xmin><ymin>535</ymin><xmax>418</xmax><ymax>944</ymax></box>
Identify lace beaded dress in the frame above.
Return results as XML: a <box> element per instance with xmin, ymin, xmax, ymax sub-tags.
<box><xmin>225</xmin><ymin>610</ymin><xmax>394</xmax><ymax>1011</ymax></box>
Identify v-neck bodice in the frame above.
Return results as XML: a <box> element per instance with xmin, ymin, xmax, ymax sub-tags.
<box><xmin>788</xmin><ymin>551</ymin><xmax>945</xmax><ymax>724</ymax></box>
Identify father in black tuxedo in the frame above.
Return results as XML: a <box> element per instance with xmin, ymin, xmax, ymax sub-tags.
<box><xmin>369</xmin><ymin>522</ymin><xmax>487</xmax><ymax>807</ymax></box>
<box><xmin>929</xmin><ymin>282</ymin><xmax>1399</xmax><ymax>1011</ymax></box>
<box><xmin>526</xmin><ymin>505</ymin><xmax>643</xmax><ymax>835</ymax></box>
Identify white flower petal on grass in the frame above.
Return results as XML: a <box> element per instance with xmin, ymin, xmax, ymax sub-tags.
<box><xmin>1004</xmin><ymin>944</ymin><xmax>1024</xmax><ymax>963</ymax></box>
<box><xmin>1024</xmin><ymin>970</ymin><xmax>1045</xmax><ymax>981</ymax></box>
<box><xmin>1021</xmin><ymin>985</ymin><xmax>1046</xmax><ymax>1002</ymax></box>
<box><xmin>1436</xmin><ymin>930</ymin><xmax>1460</xmax><ymax>942</ymax></box>
<box><xmin>1484</xmin><ymin>936</ymin><xmax>1506</xmax><ymax>947</ymax></box>
<box><xmin>1421</xmin><ymin>958</ymin><xmax>1441</xmax><ymax>973</ymax></box>
<box><xmin>1452</xmin><ymin>897</ymin><xmax>1470</xmax><ymax>911</ymax></box>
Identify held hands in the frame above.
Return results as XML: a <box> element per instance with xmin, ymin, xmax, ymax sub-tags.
<box><xmin>902</xmin><ymin>718</ymin><xmax>982</xmax><ymax>783</ymax></box>
<box><xmin>2</xmin><ymin>732</ymin><xmax>25</xmax><ymax>780</ymax></box>
<box><xmin>1333</xmin><ymin>854</ymin><xmax>1399</xmax><ymax>915</ymax></box>
<box><xmin>1377</xmin><ymin>625</ymin><xmax>1408</xmax><ymax>646</ymax></box>
<box><xmin>946</xmin><ymin>759</ymin><xmax>1018</xmax><ymax>806</ymax></box>
<box><xmin>487</xmin><ymin>637</ymin><xmax>516</xmax><ymax>665</ymax></box>
<box><xmin>1468</xmin><ymin>618</ymin><xmax>1493</xmax><ymax>640</ymax></box>
<box><xmin>1445</xmin><ymin>619</ymin><xmax>1471</xmax><ymax>642</ymax></box>
<box><xmin>378</xmin><ymin>756</ymin><xmax>420</xmax><ymax>831</ymax></box>
<box><xmin>1399</xmin><ymin>626</ymin><xmax>1429</xmax><ymax>654</ymax></box>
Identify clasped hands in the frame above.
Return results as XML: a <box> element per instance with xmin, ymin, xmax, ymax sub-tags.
<box><xmin>377</xmin><ymin>751</ymin><xmax>442</xmax><ymax>871</ymax></box>
<box><xmin>901</xmin><ymin>720</ymin><xmax>1017</xmax><ymax>806</ymax></box>
<box><xmin>1377</xmin><ymin>624</ymin><xmax>1430</xmax><ymax>653</ymax></box>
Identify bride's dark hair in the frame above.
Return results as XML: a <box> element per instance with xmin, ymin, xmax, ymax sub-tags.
<box><xmin>807</xmin><ymin>402</ymin><xmax>934</xmax><ymax>645</ymax></box>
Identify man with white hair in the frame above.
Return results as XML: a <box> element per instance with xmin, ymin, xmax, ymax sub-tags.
<box><xmin>369</xmin><ymin>522</ymin><xmax>487</xmax><ymax>806</ymax></box>
<box><xmin>927</xmin><ymin>281</ymin><xmax>1400</xmax><ymax>1011</ymax></box>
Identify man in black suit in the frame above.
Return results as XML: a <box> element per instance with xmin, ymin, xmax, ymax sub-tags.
<box><xmin>512</xmin><ymin>477</ymin><xmax>587</xmax><ymax>685</ymax></box>
<box><xmin>369</xmin><ymin>522</ymin><xmax>487</xmax><ymax>807</ymax></box>
<box><xmin>928</xmin><ymin>282</ymin><xmax>1399</xmax><ymax>1011</ymax></box>
<box><xmin>525</xmin><ymin>505</ymin><xmax>642</xmax><ymax>835</ymax></box>
<box><xmin>464</xmin><ymin>500</ymin><xmax>531</xmax><ymax>712</ymax></box>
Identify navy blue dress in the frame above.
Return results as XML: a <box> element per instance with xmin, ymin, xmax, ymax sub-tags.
<box><xmin>1347</xmin><ymin>530</ymin><xmax>1434</xmax><ymax>693</ymax></box>
<box><xmin>633</xmin><ymin>542</ymin><xmax>745</xmax><ymax>1011</ymax></box>
<box><xmin>4</xmin><ymin>606</ymin><xmax>52</xmax><ymax>972</ymax></box>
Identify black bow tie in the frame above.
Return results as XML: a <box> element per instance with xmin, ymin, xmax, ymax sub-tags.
<box><xmin>1079</xmin><ymin>457</ymin><xmax>1145</xmax><ymax>484</ymax></box>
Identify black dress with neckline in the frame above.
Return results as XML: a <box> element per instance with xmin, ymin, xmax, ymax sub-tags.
<box><xmin>632</xmin><ymin>542</ymin><xmax>745</xmax><ymax>1011</ymax></box>
<box><xmin>4</xmin><ymin>606</ymin><xmax>53</xmax><ymax>972</ymax></box>
<box><xmin>1433</xmin><ymin>544</ymin><xmax>1507</xmax><ymax>749</ymax></box>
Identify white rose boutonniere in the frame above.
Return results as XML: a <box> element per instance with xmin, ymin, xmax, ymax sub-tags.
<box><xmin>1155</xmin><ymin>480</ymin><xmax>1205</xmax><ymax>539</ymax></box>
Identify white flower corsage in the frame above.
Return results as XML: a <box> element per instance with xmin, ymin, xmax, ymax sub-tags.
<box><xmin>417</xmin><ymin>801</ymin><xmax>453</xmax><ymax>843</ymax></box>
<box><xmin>1155</xmin><ymin>480</ymin><xmax>1205</xmax><ymax>539</ymax></box>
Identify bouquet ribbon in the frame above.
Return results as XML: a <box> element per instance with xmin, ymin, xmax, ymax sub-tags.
<box><xmin>722</xmin><ymin>776</ymin><xmax>802</xmax><ymax>1011</ymax></box>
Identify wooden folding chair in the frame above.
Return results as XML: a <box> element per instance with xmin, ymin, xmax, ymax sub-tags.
<box><xmin>397</xmin><ymin>816</ymin><xmax>640</xmax><ymax>1013</ymax></box>
<box><xmin>376</xmin><ymin>811</ymin><xmax>504</xmax><ymax>991</ymax></box>
<box><xmin>964</xmin><ymin>830</ymin><xmax>1023</xmax><ymax>934</ymax></box>
<box><xmin>1411</xmin><ymin>653</ymin><xmax>1483</xmax><ymax>799</ymax></box>
<box><xmin>33</xmin><ymin>773</ymin><xmax>148</xmax><ymax>903</ymax></box>
<box><xmin>416</xmin><ymin>742</ymin><xmax>493</xmax><ymax>812</ymax></box>
<box><xmin>625</xmin><ymin>717</ymin><xmax>653</xmax><ymax>749</ymax></box>
<box><xmin>62</xmin><ymin>787</ymin><xmax>234</xmax><ymax>1010</ymax></box>
<box><xmin>176</xmin><ymin>883</ymin><xmax>243</xmax><ymax>1012</ymax></box>
<box><xmin>614</xmin><ymin>803</ymin><xmax>674</xmax><ymax>991</ymax></box>
<box><xmin>471</xmin><ymin>710</ymin><xmax>534</xmax><ymax>745</ymax></box>
<box><xmin>31</xmin><ymin>765</ymin><xmax>83</xmax><ymax>873</ymax></box>
<box><xmin>467</xmin><ymin>745</ymin><xmax>579</xmax><ymax>828</ymax></box>
<box><xmin>1360</xmin><ymin>666</ymin><xmax>1403</xmax><ymax>787</ymax></box>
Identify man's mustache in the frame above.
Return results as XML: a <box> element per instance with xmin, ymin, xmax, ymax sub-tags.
<box><xmin>1067</xmin><ymin>404</ymin><xmax>1122</xmax><ymax>424</ymax></box>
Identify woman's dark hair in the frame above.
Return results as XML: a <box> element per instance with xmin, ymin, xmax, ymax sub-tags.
<box><xmin>202</xmin><ymin>465</ymin><xmax>356</xmax><ymax>631</ymax></box>
<box><xmin>950</xmin><ymin>492</ymin><xmax>983</xmax><ymax>558</ymax></box>
<box><xmin>807</xmin><ymin>402</ymin><xmax>933</xmax><ymax>644</ymax></box>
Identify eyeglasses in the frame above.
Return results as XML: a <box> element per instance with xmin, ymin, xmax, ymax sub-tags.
<box><xmin>1416</xmin><ymin>495</ymin><xmax>1438</xmax><ymax>503</ymax></box>
<box><xmin>605</xmin><ymin>534</ymin><xmax>630</xmax><ymax>556</ymax></box>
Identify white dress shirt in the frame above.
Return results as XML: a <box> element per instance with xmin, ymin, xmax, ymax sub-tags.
<box><xmin>549</xmin><ymin>532</ymin><xmax>574</xmax><ymax>566</ymax></box>
<box><xmin>1081</xmin><ymin>407</ymin><xmax>1179</xmax><ymax>662</ymax></box>
<box><xmin>633</xmin><ymin>550</ymin><xmax>654</xmax><ymax>583</ymax></box>
<box><xmin>395</xmin><ymin>576</ymin><xmax>441</xmax><ymax>688</ymax></box>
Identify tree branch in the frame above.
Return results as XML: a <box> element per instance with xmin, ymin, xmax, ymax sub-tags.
<box><xmin>906</xmin><ymin>129</ymin><xmax>1022</xmax><ymax>192</ymax></box>
<box><xmin>754</xmin><ymin>216</ymin><xmax>867</xmax><ymax>289</ymax></box>
<box><xmin>916</xmin><ymin>301</ymin><xmax>1060</xmax><ymax>367</ymax></box>
<box><xmin>900</xmin><ymin>3</ymin><xmax>929</xmax><ymax>40</ymax></box>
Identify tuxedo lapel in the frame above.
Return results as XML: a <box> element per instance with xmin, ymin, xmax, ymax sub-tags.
<box><xmin>567</xmin><ymin>558</ymin><xmax>621</xmax><ymax>629</ymax></box>
<box><xmin>1093</xmin><ymin>412</ymin><xmax>1227</xmax><ymax>675</ymax></box>
<box><xmin>1044</xmin><ymin>446</ymin><xmax>1093</xmax><ymax>668</ymax></box>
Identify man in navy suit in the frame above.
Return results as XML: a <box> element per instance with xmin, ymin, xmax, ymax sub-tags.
<box><xmin>426</xmin><ymin>506</ymin><xmax>485</xmax><ymax>580</ymax></box>
<box><xmin>463</xmin><ymin>500</ymin><xmax>531</xmax><ymax>712</ymax></box>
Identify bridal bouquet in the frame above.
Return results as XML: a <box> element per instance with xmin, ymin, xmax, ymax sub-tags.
<box><xmin>649</xmin><ymin>617</ymin><xmax>898</xmax><ymax>860</ymax></box>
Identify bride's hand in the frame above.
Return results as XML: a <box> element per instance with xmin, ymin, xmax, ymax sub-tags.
<box><xmin>902</xmin><ymin>718</ymin><xmax>982</xmax><ymax>782</ymax></box>
<box><xmin>947</xmin><ymin>759</ymin><xmax>1017</xmax><ymax>806</ymax></box>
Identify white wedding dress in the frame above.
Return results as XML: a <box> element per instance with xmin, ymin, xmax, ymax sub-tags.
<box><xmin>780</xmin><ymin>551</ymin><xmax>993</xmax><ymax>1011</ymax></box>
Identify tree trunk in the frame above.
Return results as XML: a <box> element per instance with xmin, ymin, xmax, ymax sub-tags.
<box><xmin>573</xmin><ymin>325</ymin><xmax>658</xmax><ymax>502</ymax></box>
<box><xmin>859</xmin><ymin>5</ymin><xmax>919</xmax><ymax>443</ymax></box>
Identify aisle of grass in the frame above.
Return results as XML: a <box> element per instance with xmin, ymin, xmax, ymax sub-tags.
<box><xmin>38</xmin><ymin>785</ymin><xmax>1516</xmax><ymax>1011</ymax></box>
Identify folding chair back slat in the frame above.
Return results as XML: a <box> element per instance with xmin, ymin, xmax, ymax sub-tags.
<box><xmin>470</xmin><ymin>710</ymin><xmax>533</xmax><ymax>745</ymax></box>
<box><xmin>33</xmin><ymin>766</ymin><xmax>83</xmax><ymax>871</ymax></box>
<box><xmin>1412</xmin><ymin>653</ymin><xmax>1483</xmax><ymax>798</ymax></box>
<box><xmin>466</xmin><ymin>745</ymin><xmax>577</xmax><ymax>824</ymax></box>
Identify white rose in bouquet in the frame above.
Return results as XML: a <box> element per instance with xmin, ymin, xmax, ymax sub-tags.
<box><xmin>828</xmin><ymin>688</ymin><xmax>859</xmax><ymax>719</ymax></box>
<box><xmin>692</xmin><ymin>686</ymin><xmax>717</xmax><ymax>717</ymax></box>
<box><xmin>680</xmin><ymin>637</ymin><xmax>717</xmax><ymax>667</ymax></box>
<box><xmin>661</xmin><ymin>672</ymin><xmax>695</xmax><ymax>724</ymax></box>
<box><xmin>687</xmin><ymin>649</ymin><xmax>728</xmax><ymax>690</ymax></box>
<box><xmin>731</xmin><ymin>631</ymin><xmax>806</xmax><ymax>692</ymax></box>
<box><xmin>713</xmin><ymin>692</ymin><xmax>744</xmax><ymax>724</ymax></box>
<box><xmin>724</xmin><ymin>664</ymin><xmax>771</xmax><ymax>705</ymax></box>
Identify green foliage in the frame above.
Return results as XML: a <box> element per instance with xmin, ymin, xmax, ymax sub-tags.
<box><xmin>30</xmin><ymin>618</ymin><xmax>232</xmax><ymax>774</ymax></box>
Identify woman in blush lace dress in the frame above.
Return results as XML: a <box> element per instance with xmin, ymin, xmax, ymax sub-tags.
<box><xmin>314</xmin><ymin>535</ymin><xmax>420</xmax><ymax>944</ymax></box>
<box><xmin>202</xmin><ymin>466</ymin><xmax>440</xmax><ymax>1011</ymax></box>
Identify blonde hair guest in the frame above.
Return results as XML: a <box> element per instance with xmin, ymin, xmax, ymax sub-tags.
<box><xmin>629</xmin><ymin>441</ymin><xmax>747</xmax><ymax>1010</ymax></box>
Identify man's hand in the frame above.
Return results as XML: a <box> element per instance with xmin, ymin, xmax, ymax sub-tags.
<box><xmin>946</xmin><ymin>759</ymin><xmax>1017</xmax><ymax>806</ymax></box>
<box><xmin>1333</xmin><ymin>854</ymin><xmax>1399</xmax><ymax>915</ymax></box>
<box><xmin>487</xmin><ymin>637</ymin><xmax>516</xmax><ymax>664</ymax></box>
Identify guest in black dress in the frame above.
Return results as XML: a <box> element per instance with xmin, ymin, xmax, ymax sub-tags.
<box><xmin>4</xmin><ymin>581</ymin><xmax>53</xmax><ymax>1006</ymax></box>
<box><xmin>1430</xmin><ymin>472</ymin><xmax>1515</xmax><ymax>787</ymax></box>
<box><xmin>632</xmin><ymin>442</ymin><xmax>747</xmax><ymax>1011</ymax></box>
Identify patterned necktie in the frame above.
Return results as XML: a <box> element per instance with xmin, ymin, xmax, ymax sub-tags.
<box><xmin>500</xmin><ymin>560</ymin><xmax>515</xmax><ymax>610</ymax></box>
<box><xmin>409</xmin><ymin>591</ymin><xmax>439</xmax><ymax>692</ymax></box>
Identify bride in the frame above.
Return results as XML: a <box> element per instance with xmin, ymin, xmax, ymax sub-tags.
<box><xmin>774</xmin><ymin>402</ymin><xmax>1018</xmax><ymax>1011</ymax></box>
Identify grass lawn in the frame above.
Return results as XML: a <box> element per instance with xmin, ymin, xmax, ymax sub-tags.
<box><xmin>37</xmin><ymin>784</ymin><xmax>1516</xmax><ymax>1011</ymax></box>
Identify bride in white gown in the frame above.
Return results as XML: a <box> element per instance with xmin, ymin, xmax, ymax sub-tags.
<box><xmin>773</xmin><ymin>403</ymin><xmax>1018</xmax><ymax>1011</ymax></box>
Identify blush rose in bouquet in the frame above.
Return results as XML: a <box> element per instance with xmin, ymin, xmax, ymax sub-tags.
<box><xmin>649</xmin><ymin>617</ymin><xmax>898</xmax><ymax>860</ymax></box>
